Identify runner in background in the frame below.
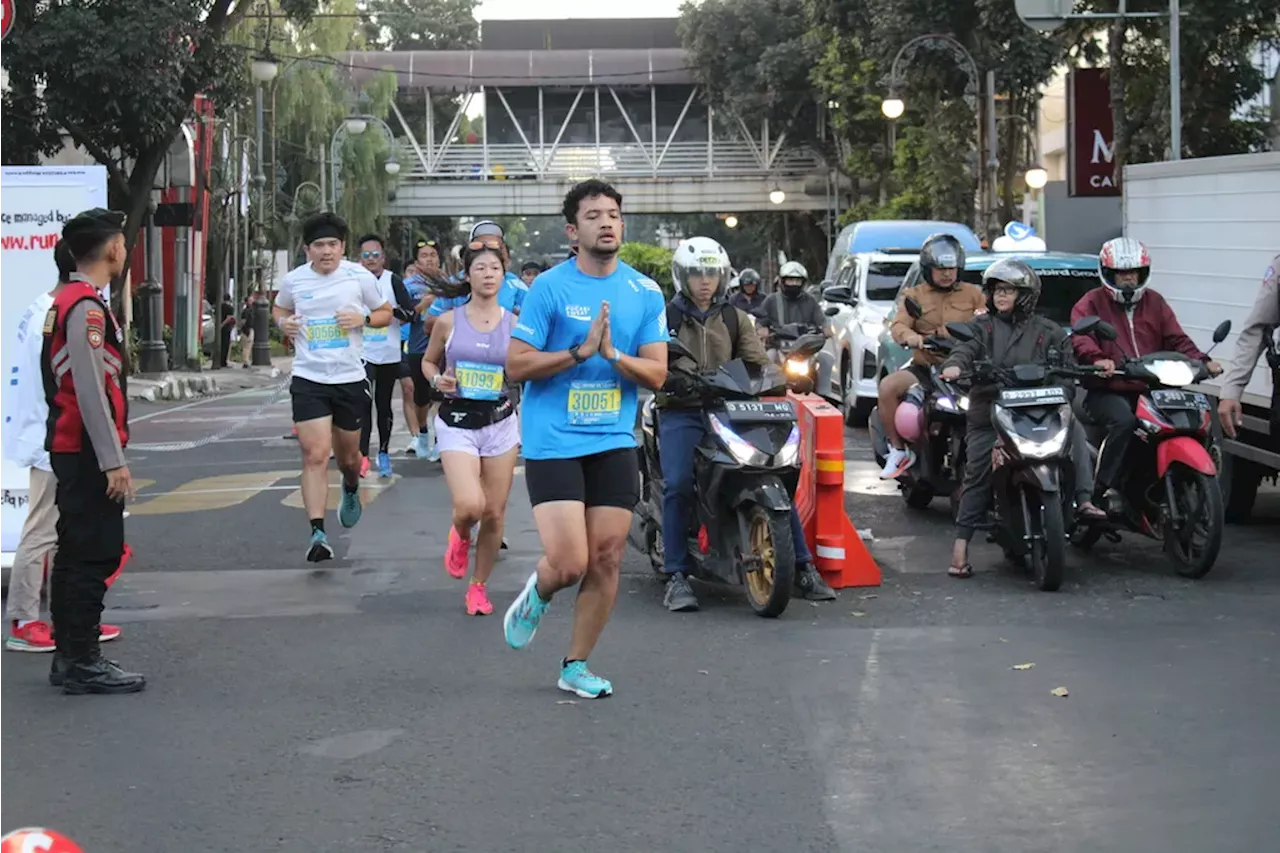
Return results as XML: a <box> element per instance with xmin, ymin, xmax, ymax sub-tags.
<box><xmin>421</xmin><ymin>243</ymin><xmax>521</xmax><ymax>615</ymax></box>
<box><xmin>402</xmin><ymin>239</ymin><xmax>445</xmax><ymax>459</ymax></box>
<box><xmin>398</xmin><ymin>261</ymin><xmax>421</xmax><ymax>449</ymax></box>
<box><xmin>519</xmin><ymin>260</ymin><xmax>545</xmax><ymax>286</ymax></box>
<box><xmin>274</xmin><ymin>212</ymin><xmax>393</xmax><ymax>561</ymax></box>
<box><xmin>355</xmin><ymin>234</ymin><xmax>416</xmax><ymax>478</ymax></box>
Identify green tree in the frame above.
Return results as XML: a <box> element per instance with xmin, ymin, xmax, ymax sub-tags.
<box><xmin>1</xmin><ymin>0</ymin><xmax>319</xmax><ymax>302</ymax></box>
<box><xmin>361</xmin><ymin>0</ymin><xmax>479</xmax><ymax>51</ymax></box>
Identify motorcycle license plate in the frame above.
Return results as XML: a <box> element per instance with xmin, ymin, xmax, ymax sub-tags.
<box><xmin>723</xmin><ymin>400</ymin><xmax>795</xmax><ymax>421</ymax></box>
<box><xmin>998</xmin><ymin>387</ymin><xmax>1068</xmax><ymax>406</ymax></box>
<box><xmin>1151</xmin><ymin>389</ymin><xmax>1211</xmax><ymax>411</ymax></box>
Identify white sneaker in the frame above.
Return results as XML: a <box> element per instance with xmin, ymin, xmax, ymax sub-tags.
<box><xmin>879</xmin><ymin>446</ymin><xmax>915</xmax><ymax>480</ymax></box>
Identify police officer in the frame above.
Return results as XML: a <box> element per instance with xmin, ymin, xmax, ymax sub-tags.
<box><xmin>1218</xmin><ymin>254</ymin><xmax>1280</xmax><ymax>437</ymax></box>
<box><xmin>42</xmin><ymin>208</ymin><xmax>144</xmax><ymax>694</ymax></box>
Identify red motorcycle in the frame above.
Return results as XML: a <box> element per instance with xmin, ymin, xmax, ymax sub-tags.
<box><xmin>1072</xmin><ymin>320</ymin><xmax>1232</xmax><ymax>578</ymax></box>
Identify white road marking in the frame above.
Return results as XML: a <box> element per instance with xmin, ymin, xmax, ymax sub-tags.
<box><xmin>129</xmin><ymin>384</ymin><xmax>281</xmax><ymax>424</ymax></box>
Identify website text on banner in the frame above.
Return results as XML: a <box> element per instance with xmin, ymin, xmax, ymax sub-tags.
<box><xmin>787</xmin><ymin>392</ymin><xmax>882</xmax><ymax>588</ymax></box>
<box><xmin>0</xmin><ymin>166</ymin><xmax>109</xmax><ymax>560</ymax></box>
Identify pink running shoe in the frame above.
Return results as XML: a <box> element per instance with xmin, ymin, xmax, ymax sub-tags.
<box><xmin>445</xmin><ymin>527</ymin><xmax>471</xmax><ymax>579</ymax></box>
<box><xmin>359</xmin><ymin>456</ymin><xmax>371</xmax><ymax>478</ymax></box>
<box><xmin>465</xmin><ymin>581</ymin><xmax>494</xmax><ymax>616</ymax></box>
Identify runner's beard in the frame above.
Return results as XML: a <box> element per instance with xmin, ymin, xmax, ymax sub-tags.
<box><xmin>585</xmin><ymin>235</ymin><xmax>620</xmax><ymax>260</ymax></box>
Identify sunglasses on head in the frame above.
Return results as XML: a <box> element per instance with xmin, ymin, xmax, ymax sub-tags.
<box><xmin>360</xmin><ymin>250</ymin><xmax>383</xmax><ymax>259</ymax></box>
<box><xmin>468</xmin><ymin>238</ymin><xmax>505</xmax><ymax>251</ymax></box>
<box><xmin>416</xmin><ymin>239</ymin><xmax>439</xmax><ymax>250</ymax></box>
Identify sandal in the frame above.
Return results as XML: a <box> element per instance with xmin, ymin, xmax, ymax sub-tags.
<box><xmin>1076</xmin><ymin>501</ymin><xmax>1106</xmax><ymax>522</ymax></box>
<box><xmin>948</xmin><ymin>563</ymin><xmax>974</xmax><ymax>579</ymax></box>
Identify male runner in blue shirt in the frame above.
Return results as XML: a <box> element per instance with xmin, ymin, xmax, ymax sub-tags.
<box><xmin>503</xmin><ymin>179</ymin><xmax>668</xmax><ymax>699</ymax></box>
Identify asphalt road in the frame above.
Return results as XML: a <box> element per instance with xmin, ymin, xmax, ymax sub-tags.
<box><xmin>3</xmin><ymin>384</ymin><xmax>1279</xmax><ymax>852</ymax></box>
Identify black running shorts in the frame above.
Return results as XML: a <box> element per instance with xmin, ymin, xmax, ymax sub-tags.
<box><xmin>290</xmin><ymin>376</ymin><xmax>368</xmax><ymax>432</ymax></box>
<box><xmin>524</xmin><ymin>447</ymin><xmax>641</xmax><ymax>509</ymax></box>
<box><xmin>404</xmin><ymin>352</ymin><xmax>442</xmax><ymax>406</ymax></box>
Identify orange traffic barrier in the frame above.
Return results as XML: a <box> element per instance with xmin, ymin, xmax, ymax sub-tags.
<box><xmin>786</xmin><ymin>392</ymin><xmax>882</xmax><ymax>589</ymax></box>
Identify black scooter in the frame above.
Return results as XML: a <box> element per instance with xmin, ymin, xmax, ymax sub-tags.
<box><xmin>946</xmin><ymin>317</ymin><xmax>1108</xmax><ymax>591</ymax></box>
<box><xmin>758</xmin><ymin>315</ymin><xmax>836</xmax><ymax>395</ymax></box>
<box><xmin>635</xmin><ymin>339</ymin><xmax>802</xmax><ymax>617</ymax></box>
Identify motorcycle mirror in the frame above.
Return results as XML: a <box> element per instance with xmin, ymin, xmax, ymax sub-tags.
<box><xmin>1212</xmin><ymin>320</ymin><xmax>1232</xmax><ymax>344</ymax></box>
<box><xmin>1094</xmin><ymin>321</ymin><xmax>1119</xmax><ymax>342</ymax></box>
<box><xmin>823</xmin><ymin>305</ymin><xmax>840</xmax><ymax>317</ymax></box>
<box><xmin>666</xmin><ymin>339</ymin><xmax>694</xmax><ymax>361</ymax></box>
<box><xmin>945</xmin><ymin>322</ymin><xmax>975</xmax><ymax>342</ymax></box>
<box><xmin>904</xmin><ymin>296</ymin><xmax>924</xmax><ymax>320</ymax></box>
<box><xmin>1071</xmin><ymin>315</ymin><xmax>1101</xmax><ymax>336</ymax></box>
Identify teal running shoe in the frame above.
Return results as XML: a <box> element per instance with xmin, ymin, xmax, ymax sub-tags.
<box><xmin>306</xmin><ymin>529</ymin><xmax>334</xmax><ymax>563</ymax></box>
<box><xmin>558</xmin><ymin>660</ymin><xmax>613</xmax><ymax>699</ymax></box>
<box><xmin>339</xmin><ymin>486</ymin><xmax>362</xmax><ymax>528</ymax></box>
<box><xmin>503</xmin><ymin>571</ymin><xmax>549</xmax><ymax>649</ymax></box>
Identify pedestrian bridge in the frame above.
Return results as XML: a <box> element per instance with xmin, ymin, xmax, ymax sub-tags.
<box><xmin>341</xmin><ymin>49</ymin><xmax>840</xmax><ymax>217</ymax></box>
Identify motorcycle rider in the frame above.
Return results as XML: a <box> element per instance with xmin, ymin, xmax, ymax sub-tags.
<box><xmin>730</xmin><ymin>267</ymin><xmax>766</xmax><ymax>313</ymax></box>
<box><xmin>754</xmin><ymin>261</ymin><xmax>829</xmax><ymax>342</ymax></box>
<box><xmin>658</xmin><ymin>237</ymin><xmax>836</xmax><ymax>611</ymax></box>
<box><xmin>1069</xmin><ymin>237</ymin><xmax>1222</xmax><ymax>512</ymax></box>
<box><xmin>878</xmin><ymin>233</ymin><xmax>986</xmax><ymax>480</ymax></box>
<box><xmin>940</xmin><ymin>259</ymin><xmax>1107</xmax><ymax>578</ymax></box>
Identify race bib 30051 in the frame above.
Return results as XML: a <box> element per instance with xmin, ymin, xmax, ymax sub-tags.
<box><xmin>304</xmin><ymin>317</ymin><xmax>350</xmax><ymax>350</ymax></box>
<box><xmin>363</xmin><ymin>325</ymin><xmax>389</xmax><ymax>343</ymax></box>
<box><xmin>455</xmin><ymin>360</ymin><xmax>505</xmax><ymax>401</ymax></box>
<box><xmin>567</xmin><ymin>379</ymin><xmax>622</xmax><ymax>427</ymax></box>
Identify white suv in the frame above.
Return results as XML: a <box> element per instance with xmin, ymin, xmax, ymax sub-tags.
<box><xmin>816</xmin><ymin>252</ymin><xmax>917</xmax><ymax>426</ymax></box>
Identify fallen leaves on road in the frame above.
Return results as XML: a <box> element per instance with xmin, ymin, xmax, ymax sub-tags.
<box><xmin>556</xmin><ymin>700</ymin><xmax>577</xmax><ymax>705</ymax></box>
<box><xmin>1050</xmin><ymin>687</ymin><xmax>1070</xmax><ymax>698</ymax></box>
<box><xmin>1011</xmin><ymin>663</ymin><xmax>1035</xmax><ymax>671</ymax></box>
<box><xmin>850</xmin><ymin>611</ymin><xmax>866</xmax><ymax>617</ymax></box>
<box><xmin>860</xmin><ymin>594</ymin><xmax>878</xmax><ymax>600</ymax></box>
<box><xmin>697</xmin><ymin>669</ymin><xmax>709</xmax><ymax>675</ymax></box>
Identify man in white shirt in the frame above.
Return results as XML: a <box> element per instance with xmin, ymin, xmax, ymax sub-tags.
<box><xmin>274</xmin><ymin>213</ymin><xmax>393</xmax><ymax>562</ymax></box>
<box><xmin>3</xmin><ymin>241</ymin><xmax>122</xmax><ymax>651</ymax></box>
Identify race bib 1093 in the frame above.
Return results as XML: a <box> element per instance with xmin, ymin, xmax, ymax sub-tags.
<box><xmin>455</xmin><ymin>360</ymin><xmax>504</xmax><ymax>401</ymax></box>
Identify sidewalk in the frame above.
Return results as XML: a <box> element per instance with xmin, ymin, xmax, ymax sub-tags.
<box><xmin>127</xmin><ymin>357</ymin><xmax>292</xmax><ymax>402</ymax></box>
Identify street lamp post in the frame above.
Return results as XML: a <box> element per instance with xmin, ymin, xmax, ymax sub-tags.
<box><xmin>879</xmin><ymin>33</ymin><xmax>993</xmax><ymax>234</ymax></box>
<box><xmin>249</xmin><ymin>53</ymin><xmax>278</xmax><ymax>368</ymax></box>
<box><xmin>329</xmin><ymin>108</ymin><xmax>402</xmax><ymax>212</ymax></box>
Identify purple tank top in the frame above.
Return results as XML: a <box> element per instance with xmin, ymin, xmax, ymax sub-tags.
<box><xmin>445</xmin><ymin>305</ymin><xmax>515</xmax><ymax>402</ymax></box>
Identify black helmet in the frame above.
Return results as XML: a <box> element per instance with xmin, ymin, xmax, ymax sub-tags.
<box><xmin>738</xmin><ymin>268</ymin><xmax>761</xmax><ymax>288</ymax></box>
<box><xmin>920</xmin><ymin>233</ymin><xmax>966</xmax><ymax>288</ymax></box>
<box><xmin>981</xmin><ymin>258</ymin><xmax>1041</xmax><ymax>315</ymax></box>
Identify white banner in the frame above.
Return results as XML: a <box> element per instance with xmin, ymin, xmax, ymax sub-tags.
<box><xmin>1</xmin><ymin>165</ymin><xmax>108</xmax><ymax>559</ymax></box>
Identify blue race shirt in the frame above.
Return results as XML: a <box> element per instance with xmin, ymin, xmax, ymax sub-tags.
<box><xmin>403</xmin><ymin>273</ymin><xmax>431</xmax><ymax>353</ymax></box>
<box><xmin>429</xmin><ymin>272</ymin><xmax>528</xmax><ymax>317</ymax></box>
<box><xmin>512</xmin><ymin>259</ymin><xmax>669</xmax><ymax>460</ymax></box>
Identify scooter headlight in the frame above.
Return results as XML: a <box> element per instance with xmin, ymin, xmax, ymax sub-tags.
<box><xmin>709</xmin><ymin>415</ymin><xmax>769</xmax><ymax>466</ymax></box>
<box><xmin>994</xmin><ymin>404</ymin><xmax>1070</xmax><ymax>459</ymax></box>
<box><xmin>1147</xmin><ymin>359</ymin><xmax>1196</xmax><ymax>387</ymax></box>
<box><xmin>775</xmin><ymin>425</ymin><xmax>802</xmax><ymax>467</ymax></box>
<box><xmin>935</xmin><ymin>395</ymin><xmax>958</xmax><ymax>413</ymax></box>
<box><xmin>959</xmin><ymin>395</ymin><xmax>970</xmax><ymax>412</ymax></box>
<box><xmin>785</xmin><ymin>358</ymin><xmax>810</xmax><ymax>378</ymax></box>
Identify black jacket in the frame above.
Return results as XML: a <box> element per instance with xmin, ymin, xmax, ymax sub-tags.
<box><xmin>756</xmin><ymin>291</ymin><xmax>825</xmax><ymax>330</ymax></box>
<box><xmin>942</xmin><ymin>312</ymin><xmax>1072</xmax><ymax>426</ymax></box>
<box><xmin>388</xmin><ymin>272</ymin><xmax>416</xmax><ymax>324</ymax></box>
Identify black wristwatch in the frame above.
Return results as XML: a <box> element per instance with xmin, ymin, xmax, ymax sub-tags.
<box><xmin>569</xmin><ymin>343</ymin><xmax>586</xmax><ymax>364</ymax></box>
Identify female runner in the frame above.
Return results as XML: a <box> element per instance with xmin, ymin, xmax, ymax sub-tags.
<box><xmin>421</xmin><ymin>243</ymin><xmax>521</xmax><ymax>615</ymax></box>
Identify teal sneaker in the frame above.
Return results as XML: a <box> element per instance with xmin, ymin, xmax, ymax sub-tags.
<box><xmin>503</xmin><ymin>571</ymin><xmax>550</xmax><ymax>649</ymax></box>
<box><xmin>339</xmin><ymin>486</ymin><xmax>362</xmax><ymax>528</ymax></box>
<box><xmin>558</xmin><ymin>660</ymin><xmax>613</xmax><ymax>699</ymax></box>
<box><xmin>306</xmin><ymin>529</ymin><xmax>334</xmax><ymax>563</ymax></box>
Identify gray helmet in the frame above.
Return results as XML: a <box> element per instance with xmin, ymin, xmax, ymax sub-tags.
<box><xmin>920</xmin><ymin>233</ymin><xmax>966</xmax><ymax>288</ymax></box>
<box><xmin>981</xmin><ymin>257</ymin><xmax>1041</xmax><ymax>315</ymax></box>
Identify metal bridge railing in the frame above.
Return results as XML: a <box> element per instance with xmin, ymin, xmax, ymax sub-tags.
<box><xmin>398</xmin><ymin>141</ymin><xmax>826</xmax><ymax>180</ymax></box>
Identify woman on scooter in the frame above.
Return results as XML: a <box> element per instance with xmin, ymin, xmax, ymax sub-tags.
<box><xmin>940</xmin><ymin>258</ymin><xmax>1106</xmax><ymax>579</ymax></box>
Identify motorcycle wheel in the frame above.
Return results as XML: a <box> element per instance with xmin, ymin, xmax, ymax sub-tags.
<box><xmin>742</xmin><ymin>505</ymin><xmax>795</xmax><ymax>618</ymax></box>
<box><xmin>1162</xmin><ymin>466</ymin><xmax>1224</xmax><ymax>579</ymax></box>
<box><xmin>902</xmin><ymin>483</ymin><xmax>934</xmax><ymax>509</ymax></box>
<box><xmin>1027</xmin><ymin>487</ymin><xmax>1066</xmax><ymax>592</ymax></box>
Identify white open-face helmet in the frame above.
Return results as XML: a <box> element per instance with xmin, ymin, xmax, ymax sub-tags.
<box><xmin>673</xmin><ymin>236</ymin><xmax>732</xmax><ymax>300</ymax></box>
<box><xmin>1098</xmin><ymin>237</ymin><xmax>1152</xmax><ymax>306</ymax></box>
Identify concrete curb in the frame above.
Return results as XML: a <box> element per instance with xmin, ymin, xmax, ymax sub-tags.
<box><xmin>127</xmin><ymin>373</ymin><xmax>220</xmax><ymax>403</ymax></box>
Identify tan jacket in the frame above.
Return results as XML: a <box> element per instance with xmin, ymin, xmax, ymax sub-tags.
<box><xmin>1219</xmin><ymin>254</ymin><xmax>1280</xmax><ymax>401</ymax></box>
<box><xmin>663</xmin><ymin>299</ymin><xmax>768</xmax><ymax>408</ymax></box>
<box><xmin>890</xmin><ymin>281</ymin><xmax>987</xmax><ymax>366</ymax></box>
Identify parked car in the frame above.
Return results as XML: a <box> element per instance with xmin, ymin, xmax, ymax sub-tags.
<box><xmin>816</xmin><ymin>220</ymin><xmax>984</xmax><ymax>426</ymax></box>
<box><xmin>875</xmin><ymin>250</ymin><xmax>1101</xmax><ymax>380</ymax></box>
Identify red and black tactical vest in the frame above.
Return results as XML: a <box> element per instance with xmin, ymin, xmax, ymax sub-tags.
<box><xmin>42</xmin><ymin>282</ymin><xmax>130</xmax><ymax>454</ymax></box>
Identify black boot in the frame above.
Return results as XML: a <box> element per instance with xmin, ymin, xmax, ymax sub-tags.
<box><xmin>795</xmin><ymin>564</ymin><xmax>836</xmax><ymax>601</ymax></box>
<box><xmin>61</xmin><ymin>636</ymin><xmax>145</xmax><ymax>695</ymax></box>
<box><xmin>48</xmin><ymin>652</ymin><xmax>68</xmax><ymax>687</ymax></box>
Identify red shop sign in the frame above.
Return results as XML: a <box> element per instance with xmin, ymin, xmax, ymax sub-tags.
<box><xmin>1068</xmin><ymin>67</ymin><xmax>1120</xmax><ymax>197</ymax></box>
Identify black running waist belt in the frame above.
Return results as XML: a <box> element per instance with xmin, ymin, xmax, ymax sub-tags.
<box><xmin>438</xmin><ymin>397</ymin><xmax>514</xmax><ymax>430</ymax></box>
